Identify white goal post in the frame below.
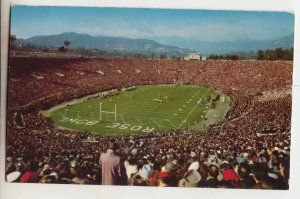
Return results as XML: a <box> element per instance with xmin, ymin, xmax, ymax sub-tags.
<box><xmin>99</xmin><ymin>103</ymin><xmax>117</xmax><ymax>122</ymax></box>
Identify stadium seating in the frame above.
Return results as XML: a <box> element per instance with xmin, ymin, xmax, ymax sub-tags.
<box><xmin>5</xmin><ymin>57</ymin><xmax>291</xmax><ymax>188</ymax></box>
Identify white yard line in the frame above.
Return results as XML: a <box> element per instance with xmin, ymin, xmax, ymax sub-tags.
<box><xmin>179</xmin><ymin>89</ymin><xmax>210</xmax><ymax>128</ymax></box>
<box><xmin>63</xmin><ymin>109</ymin><xmax>68</xmax><ymax>117</ymax></box>
<box><xmin>165</xmin><ymin>119</ymin><xmax>178</xmax><ymax>129</ymax></box>
<box><xmin>120</xmin><ymin>114</ymin><xmax>126</xmax><ymax>123</ymax></box>
<box><xmin>150</xmin><ymin>118</ymin><xmax>161</xmax><ymax>127</ymax></box>
<box><xmin>135</xmin><ymin>116</ymin><xmax>143</xmax><ymax>125</ymax></box>
<box><xmin>178</xmin><ymin>103</ymin><xmax>199</xmax><ymax>128</ymax></box>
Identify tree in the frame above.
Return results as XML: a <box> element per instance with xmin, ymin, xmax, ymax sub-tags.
<box><xmin>160</xmin><ymin>53</ymin><xmax>167</xmax><ymax>59</ymax></box>
<box><xmin>226</xmin><ymin>54</ymin><xmax>239</xmax><ymax>60</ymax></box>
<box><xmin>64</xmin><ymin>40</ymin><xmax>70</xmax><ymax>50</ymax></box>
<box><xmin>257</xmin><ymin>50</ymin><xmax>264</xmax><ymax>60</ymax></box>
<box><xmin>282</xmin><ymin>48</ymin><xmax>293</xmax><ymax>60</ymax></box>
<box><xmin>10</xmin><ymin>35</ymin><xmax>17</xmax><ymax>49</ymax></box>
<box><xmin>256</xmin><ymin>48</ymin><xmax>293</xmax><ymax>61</ymax></box>
<box><xmin>275</xmin><ymin>48</ymin><xmax>283</xmax><ymax>60</ymax></box>
<box><xmin>264</xmin><ymin>50</ymin><xmax>276</xmax><ymax>60</ymax></box>
<box><xmin>58</xmin><ymin>46</ymin><xmax>66</xmax><ymax>52</ymax></box>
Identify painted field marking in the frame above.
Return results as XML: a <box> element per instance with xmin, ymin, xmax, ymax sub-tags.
<box><xmin>135</xmin><ymin>116</ymin><xmax>143</xmax><ymax>125</ymax></box>
<box><xmin>120</xmin><ymin>114</ymin><xmax>126</xmax><ymax>123</ymax></box>
<box><xmin>56</xmin><ymin>87</ymin><xmax>211</xmax><ymax>132</ymax></box>
<box><xmin>63</xmin><ymin>109</ymin><xmax>68</xmax><ymax>117</ymax></box>
<box><xmin>150</xmin><ymin>118</ymin><xmax>162</xmax><ymax>127</ymax></box>
<box><xmin>179</xmin><ymin>90</ymin><xmax>210</xmax><ymax>128</ymax></box>
<box><xmin>165</xmin><ymin>119</ymin><xmax>178</xmax><ymax>129</ymax></box>
<box><xmin>179</xmin><ymin>103</ymin><xmax>198</xmax><ymax>128</ymax></box>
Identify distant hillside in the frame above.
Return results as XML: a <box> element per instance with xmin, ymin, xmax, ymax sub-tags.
<box><xmin>16</xmin><ymin>32</ymin><xmax>196</xmax><ymax>57</ymax></box>
<box><xmin>15</xmin><ymin>32</ymin><xmax>294</xmax><ymax>56</ymax></box>
<box><xmin>155</xmin><ymin>34</ymin><xmax>294</xmax><ymax>55</ymax></box>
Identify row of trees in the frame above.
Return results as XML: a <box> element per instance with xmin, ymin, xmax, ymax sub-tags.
<box><xmin>257</xmin><ymin>48</ymin><xmax>293</xmax><ymax>61</ymax></box>
<box><xmin>10</xmin><ymin>37</ymin><xmax>71</xmax><ymax>53</ymax></box>
<box><xmin>208</xmin><ymin>48</ymin><xmax>294</xmax><ymax>61</ymax></box>
<box><xmin>208</xmin><ymin>54</ymin><xmax>240</xmax><ymax>60</ymax></box>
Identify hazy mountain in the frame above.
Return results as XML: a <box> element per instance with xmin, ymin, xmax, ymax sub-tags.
<box><xmin>17</xmin><ymin>32</ymin><xmax>196</xmax><ymax>57</ymax></box>
<box><xmin>16</xmin><ymin>32</ymin><xmax>294</xmax><ymax>56</ymax></box>
<box><xmin>154</xmin><ymin>34</ymin><xmax>294</xmax><ymax>55</ymax></box>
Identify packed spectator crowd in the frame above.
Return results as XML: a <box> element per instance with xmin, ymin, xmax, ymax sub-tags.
<box><xmin>5</xmin><ymin>57</ymin><xmax>292</xmax><ymax>189</ymax></box>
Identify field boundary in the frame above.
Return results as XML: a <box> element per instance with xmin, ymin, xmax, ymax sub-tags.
<box><xmin>44</xmin><ymin>84</ymin><xmax>231</xmax><ymax>134</ymax></box>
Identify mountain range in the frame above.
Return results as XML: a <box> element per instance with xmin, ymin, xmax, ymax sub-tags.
<box><xmin>16</xmin><ymin>32</ymin><xmax>195</xmax><ymax>57</ymax></box>
<box><xmin>16</xmin><ymin>32</ymin><xmax>294</xmax><ymax>56</ymax></box>
<box><xmin>154</xmin><ymin>34</ymin><xmax>294</xmax><ymax>54</ymax></box>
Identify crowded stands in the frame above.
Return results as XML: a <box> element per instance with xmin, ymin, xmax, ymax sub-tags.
<box><xmin>5</xmin><ymin>57</ymin><xmax>292</xmax><ymax>189</ymax></box>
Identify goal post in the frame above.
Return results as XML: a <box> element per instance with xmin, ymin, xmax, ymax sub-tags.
<box><xmin>99</xmin><ymin>103</ymin><xmax>117</xmax><ymax>122</ymax></box>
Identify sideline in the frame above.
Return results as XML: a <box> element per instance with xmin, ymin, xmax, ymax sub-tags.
<box><xmin>41</xmin><ymin>85</ymin><xmax>231</xmax><ymax>134</ymax></box>
<box><xmin>40</xmin><ymin>89</ymin><xmax>120</xmax><ymax>117</ymax></box>
<box><xmin>189</xmin><ymin>93</ymin><xmax>231</xmax><ymax>132</ymax></box>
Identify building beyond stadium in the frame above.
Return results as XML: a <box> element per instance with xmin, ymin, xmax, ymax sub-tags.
<box><xmin>183</xmin><ymin>53</ymin><xmax>206</xmax><ymax>60</ymax></box>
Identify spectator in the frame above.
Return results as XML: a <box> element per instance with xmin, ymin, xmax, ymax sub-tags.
<box><xmin>6</xmin><ymin>171</ymin><xmax>21</xmax><ymax>183</ymax></box>
<box><xmin>278</xmin><ymin>158</ymin><xmax>289</xmax><ymax>190</ymax></box>
<box><xmin>124</xmin><ymin>156</ymin><xmax>138</xmax><ymax>184</ymax></box>
<box><xmin>158</xmin><ymin>162</ymin><xmax>178</xmax><ymax>187</ymax></box>
<box><xmin>252</xmin><ymin>163</ymin><xmax>268</xmax><ymax>189</ymax></box>
<box><xmin>176</xmin><ymin>158</ymin><xmax>189</xmax><ymax>180</ymax></box>
<box><xmin>179</xmin><ymin>169</ymin><xmax>201</xmax><ymax>187</ymax></box>
<box><xmin>20</xmin><ymin>160</ymin><xmax>40</xmax><ymax>183</ymax></box>
<box><xmin>207</xmin><ymin>164</ymin><xmax>220</xmax><ymax>188</ymax></box>
<box><xmin>99</xmin><ymin>142</ymin><xmax>127</xmax><ymax>185</ymax></box>
<box><xmin>237</xmin><ymin>162</ymin><xmax>255</xmax><ymax>188</ymax></box>
<box><xmin>198</xmin><ymin>164</ymin><xmax>209</xmax><ymax>187</ymax></box>
<box><xmin>147</xmin><ymin>162</ymin><xmax>160</xmax><ymax>186</ymax></box>
<box><xmin>221</xmin><ymin>163</ymin><xmax>239</xmax><ymax>187</ymax></box>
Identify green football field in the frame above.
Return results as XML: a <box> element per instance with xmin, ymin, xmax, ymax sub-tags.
<box><xmin>49</xmin><ymin>85</ymin><xmax>215</xmax><ymax>134</ymax></box>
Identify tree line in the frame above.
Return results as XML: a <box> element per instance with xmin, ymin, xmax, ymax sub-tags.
<box><xmin>207</xmin><ymin>48</ymin><xmax>293</xmax><ymax>61</ymax></box>
<box><xmin>208</xmin><ymin>54</ymin><xmax>240</xmax><ymax>60</ymax></box>
<box><xmin>256</xmin><ymin>48</ymin><xmax>293</xmax><ymax>61</ymax></box>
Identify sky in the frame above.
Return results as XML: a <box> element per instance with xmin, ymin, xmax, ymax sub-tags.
<box><xmin>10</xmin><ymin>6</ymin><xmax>294</xmax><ymax>42</ymax></box>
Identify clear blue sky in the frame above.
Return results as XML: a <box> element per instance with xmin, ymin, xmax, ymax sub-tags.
<box><xmin>11</xmin><ymin>6</ymin><xmax>294</xmax><ymax>41</ymax></box>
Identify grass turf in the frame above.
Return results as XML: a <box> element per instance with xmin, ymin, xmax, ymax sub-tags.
<box><xmin>49</xmin><ymin>85</ymin><xmax>215</xmax><ymax>134</ymax></box>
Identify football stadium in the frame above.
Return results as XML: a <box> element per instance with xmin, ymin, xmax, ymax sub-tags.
<box><xmin>4</xmin><ymin>6</ymin><xmax>293</xmax><ymax>190</ymax></box>
<box><xmin>6</xmin><ymin>57</ymin><xmax>292</xmax><ymax>189</ymax></box>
